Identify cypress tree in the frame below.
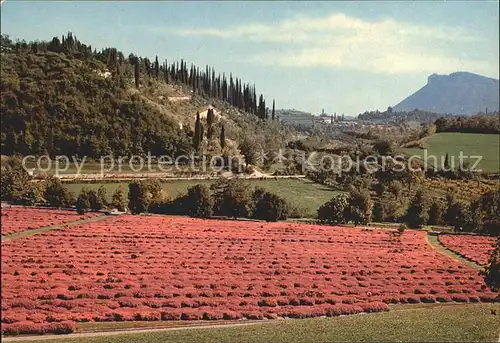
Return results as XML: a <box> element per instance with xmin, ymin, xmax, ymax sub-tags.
<box><xmin>144</xmin><ymin>58</ymin><xmax>151</xmax><ymax>77</ymax></box>
<box><xmin>272</xmin><ymin>99</ymin><xmax>275</xmax><ymax>120</ymax></box>
<box><xmin>257</xmin><ymin>94</ymin><xmax>266</xmax><ymax>119</ymax></box>
<box><xmin>134</xmin><ymin>58</ymin><xmax>140</xmax><ymax>88</ymax></box>
<box><xmin>444</xmin><ymin>153</ymin><xmax>450</xmax><ymax>170</ymax></box>
<box><xmin>220</xmin><ymin>124</ymin><xmax>226</xmax><ymax>150</ymax></box>
<box><xmin>164</xmin><ymin>59</ymin><xmax>169</xmax><ymax>83</ymax></box>
<box><xmin>155</xmin><ymin>56</ymin><xmax>159</xmax><ymax>79</ymax></box>
<box><xmin>193</xmin><ymin>112</ymin><xmax>202</xmax><ymax>150</ymax></box>
<box><xmin>207</xmin><ymin>109</ymin><xmax>214</xmax><ymax>140</ymax></box>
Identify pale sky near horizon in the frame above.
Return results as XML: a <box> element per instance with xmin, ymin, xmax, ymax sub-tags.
<box><xmin>1</xmin><ymin>1</ymin><xmax>499</xmax><ymax>115</ymax></box>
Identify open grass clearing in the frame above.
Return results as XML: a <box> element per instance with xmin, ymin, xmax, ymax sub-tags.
<box><xmin>401</xmin><ymin>133</ymin><xmax>499</xmax><ymax>173</ymax></box>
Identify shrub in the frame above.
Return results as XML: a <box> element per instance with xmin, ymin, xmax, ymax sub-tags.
<box><xmin>388</xmin><ymin>180</ymin><xmax>403</xmax><ymax>200</ymax></box>
<box><xmin>481</xmin><ymin>237</ymin><xmax>500</xmax><ymax>292</ymax></box>
<box><xmin>128</xmin><ymin>179</ymin><xmax>163</xmax><ymax>214</ymax></box>
<box><xmin>94</xmin><ymin>186</ymin><xmax>107</xmax><ymax>210</ymax></box>
<box><xmin>251</xmin><ymin>187</ymin><xmax>266</xmax><ymax>214</ymax></box>
<box><xmin>317</xmin><ymin>194</ymin><xmax>350</xmax><ymax>225</ymax></box>
<box><xmin>212</xmin><ymin>178</ymin><xmax>252</xmax><ymax>219</ymax></box>
<box><xmin>257</xmin><ymin>298</ymin><xmax>278</xmax><ymax>307</ymax></box>
<box><xmin>359</xmin><ymin>302</ymin><xmax>389</xmax><ymax>313</ymax></box>
<box><xmin>75</xmin><ymin>187</ymin><xmax>92</xmax><ymax>214</ymax></box>
<box><xmin>184</xmin><ymin>184</ymin><xmax>213</xmax><ymax>218</ymax></box>
<box><xmin>398</xmin><ymin>224</ymin><xmax>407</xmax><ymax>234</ymax></box>
<box><xmin>253</xmin><ymin>191</ymin><xmax>290</xmax><ymax>222</ymax></box>
<box><xmin>373</xmin><ymin>140</ymin><xmax>394</xmax><ymax>156</ymax></box>
<box><xmin>0</xmin><ymin>155</ymin><xmax>32</xmax><ymax>202</ymax></box>
<box><xmin>17</xmin><ymin>181</ymin><xmax>45</xmax><ymax>206</ymax></box>
<box><xmin>45</xmin><ymin>177</ymin><xmax>75</xmax><ymax>208</ymax></box>
<box><xmin>348</xmin><ymin>188</ymin><xmax>373</xmax><ymax>225</ymax></box>
<box><xmin>405</xmin><ymin>189</ymin><xmax>430</xmax><ymax>229</ymax></box>
<box><xmin>372</xmin><ymin>201</ymin><xmax>384</xmax><ymax>223</ymax></box>
<box><xmin>427</xmin><ymin>200</ymin><xmax>444</xmax><ymax>225</ymax></box>
<box><xmin>325</xmin><ymin>304</ymin><xmax>364</xmax><ymax>316</ymax></box>
<box><xmin>222</xmin><ymin>311</ymin><xmax>242</xmax><ymax>320</ymax></box>
<box><xmin>111</xmin><ymin>185</ymin><xmax>128</xmax><ymax>211</ymax></box>
<box><xmin>1</xmin><ymin>321</ymin><xmax>75</xmax><ymax>336</ymax></box>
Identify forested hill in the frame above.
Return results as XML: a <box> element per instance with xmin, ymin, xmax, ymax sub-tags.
<box><xmin>0</xmin><ymin>33</ymin><xmax>291</xmax><ymax>158</ymax></box>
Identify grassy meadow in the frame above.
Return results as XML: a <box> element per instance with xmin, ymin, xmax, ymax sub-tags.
<box><xmin>402</xmin><ymin>133</ymin><xmax>499</xmax><ymax>173</ymax></box>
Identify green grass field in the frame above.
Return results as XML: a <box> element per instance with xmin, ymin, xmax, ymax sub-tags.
<box><xmin>402</xmin><ymin>133</ymin><xmax>500</xmax><ymax>173</ymax></box>
<box><xmin>10</xmin><ymin>304</ymin><xmax>500</xmax><ymax>343</ymax></box>
<box><xmin>64</xmin><ymin>179</ymin><xmax>341</xmax><ymax>217</ymax></box>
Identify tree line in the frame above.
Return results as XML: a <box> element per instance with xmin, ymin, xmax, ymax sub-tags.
<box><xmin>434</xmin><ymin>114</ymin><xmax>500</xmax><ymax>134</ymax></box>
<box><xmin>316</xmin><ymin>181</ymin><xmax>499</xmax><ymax>235</ymax></box>
<box><xmin>357</xmin><ymin>107</ymin><xmax>451</xmax><ymax>124</ymax></box>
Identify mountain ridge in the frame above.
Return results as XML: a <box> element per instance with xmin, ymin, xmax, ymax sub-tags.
<box><xmin>393</xmin><ymin>71</ymin><xmax>499</xmax><ymax>115</ymax></box>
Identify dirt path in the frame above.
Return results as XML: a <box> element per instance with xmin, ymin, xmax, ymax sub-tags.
<box><xmin>425</xmin><ymin>232</ymin><xmax>482</xmax><ymax>271</ymax></box>
<box><xmin>54</xmin><ymin>173</ymin><xmax>307</xmax><ymax>182</ymax></box>
<box><xmin>1</xmin><ymin>214</ymin><xmax>112</xmax><ymax>242</ymax></box>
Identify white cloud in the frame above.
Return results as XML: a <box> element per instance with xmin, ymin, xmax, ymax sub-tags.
<box><xmin>150</xmin><ymin>13</ymin><xmax>497</xmax><ymax>76</ymax></box>
<box><xmin>167</xmin><ymin>13</ymin><xmax>477</xmax><ymax>43</ymax></box>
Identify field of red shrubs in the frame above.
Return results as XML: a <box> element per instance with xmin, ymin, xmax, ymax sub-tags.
<box><xmin>2</xmin><ymin>215</ymin><xmax>498</xmax><ymax>335</ymax></box>
<box><xmin>0</xmin><ymin>207</ymin><xmax>98</xmax><ymax>236</ymax></box>
<box><xmin>438</xmin><ymin>234</ymin><xmax>496</xmax><ymax>266</ymax></box>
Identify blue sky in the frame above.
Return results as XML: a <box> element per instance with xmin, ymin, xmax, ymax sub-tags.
<box><xmin>2</xmin><ymin>1</ymin><xmax>499</xmax><ymax>115</ymax></box>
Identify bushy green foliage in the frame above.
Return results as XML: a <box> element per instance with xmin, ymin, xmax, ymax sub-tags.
<box><xmin>481</xmin><ymin>238</ymin><xmax>500</xmax><ymax>291</ymax></box>
<box><xmin>17</xmin><ymin>182</ymin><xmax>45</xmax><ymax>206</ymax></box>
<box><xmin>372</xmin><ymin>201</ymin><xmax>384</xmax><ymax>223</ymax></box>
<box><xmin>44</xmin><ymin>177</ymin><xmax>75</xmax><ymax>208</ymax></box>
<box><xmin>212</xmin><ymin>178</ymin><xmax>252</xmax><ymax>219</ymax></box>
<box><xmin>317</xmin><ymin>194</ymin><xmax>350</xmax><ymax>225</ymax></box>
<box><xmin>398</xmin><ymin>223</ymin><xmax>407</xmax><ymax>234</ymax></box>
<box><xmin>95</xmin><ymin>186</ymin><xmax>107</xmax><ymax>210</ymax></box>
<box><xmin>75</xmin><ymin>187</ymin><xmax>92</xmax><ymax>214</ymax></box>
<box><xmin>253</xmin><ymin>192</ymin><xmax>289</xmax><ymax>222</ymax></box>
<box><xmin>111</xmin><ymin>185</ymin><xmax>128</xmax><ymax>211</ymax></box>
<box><xmin>238</xmin><ymin>138</ymin><xmax>259</xmax><ymax>166</ymax></box>
<box><xmin>427</xmin><ymin>200</ymin><xmax>444</xmax><ymax>225</ymax></box>
<box><xmin>0</xmin><ymin>156</ymin><xmax>32</xmax><ymax>202</ymax></box>
<box><xmin>405</xmin><ymin>190</ymin><xmax>430</xmax><ymax>229</ymax></box>
<box><xmin>128</xmin><ymin>179</ymin><xmax>163</xmax><ymax>214</ymax></box>
<box><xmin>348</xmin><ymin>188</ymin><xmax>373</xmax><ymax>225</ymax></box>
<box><xmin>479</xmin><ymin>189</ymin><xmax>500</xmax><ymax>221</ymax></box>
<box><xmin>373</xmin><ymin>140</ymin><xmax>394</xmax><ymax>156</ymax></box>
<box><xmin>184</xmin><ymin>184</ymin><xmax>213</xmax><ymax>218</ymax></box>
<box><xmin>251</xmin><ymin>187</ymin><xmax>266</xmax><ymax>214</ymax></box>
<box><xmin>75</xmin><ymin>186</ymin><xmax>107</xmax><ymax>213</ymax></box>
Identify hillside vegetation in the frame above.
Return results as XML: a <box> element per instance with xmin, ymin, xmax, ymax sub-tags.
<box><xmin>0</xmin><ymin>33</ymin><xmax>293</xmax><ymax>159</ymax></box>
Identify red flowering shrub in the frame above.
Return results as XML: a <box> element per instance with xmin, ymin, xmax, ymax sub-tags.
<box><xmin>359</xmin><ymin>302</ymin><xmax>389</xmax><ymax>313</ymax></box>
<box><xmin>2</xmin><ymin>321</ymin><xmax>75</xmax><ymax>336</ymax></box>
<box><xmin>325</xmin><ymin>305</ymin><xmax>364</xmax><ymax>316</ymax></box>
<box><xmin>439</xmin><ymin>235</ymin><xmax>496</xmax><ymax>265</ymax></box>
<box><xmin>1</xmin><ymin>207</ymin><xmax>98</xmax><ymax>236</ymax></box>
<box><xmin>1</xmin><ymin>214</ymin><xmax>498</xmax><ymax>333</ymax></box>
